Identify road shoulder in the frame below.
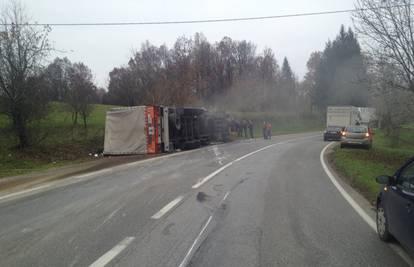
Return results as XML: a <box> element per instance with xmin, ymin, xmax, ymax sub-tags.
<box><xmin>321</xmin><ymin>142</ymin><xmax>414</xmax><ymax>266</ymax></box>
<box><xmin>322</xmin><ymin>142</ymin><xmax>377</xmax><ymax>219</ymax></box>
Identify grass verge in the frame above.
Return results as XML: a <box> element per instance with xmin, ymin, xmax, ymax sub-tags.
<box><xmin>328</xmin><ymin>126</ymin><xmax>414</xmax><ymax>203</ymax></box>
<box><xmin>0</xmin><ymin>102</ymin><xmax>117</xmax><ymax>178</ymax></box>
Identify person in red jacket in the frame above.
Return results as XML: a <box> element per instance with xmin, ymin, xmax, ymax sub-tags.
<box><xmin>266</xmin><ymin>122</ymin><xmax>272</xmax><ymax>139</ymax></box>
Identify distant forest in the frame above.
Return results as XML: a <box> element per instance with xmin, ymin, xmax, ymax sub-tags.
<box><xmin>45</xmin><ymin>26</ymin><xmax>370</xmax><ymax>115</ymax></box>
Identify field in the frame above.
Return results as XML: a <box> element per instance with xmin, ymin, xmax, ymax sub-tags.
<box><xmin>0</xmin><ymin>103</ymin><xmax>117</xmax><ymax>178</ymax></box>
<box><xmin>330</xmin><ymin>125</ymin><xmax>414</xmax><ymax>203</ymax></box>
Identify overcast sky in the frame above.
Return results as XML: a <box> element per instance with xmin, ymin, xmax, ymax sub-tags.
<box><xmin>1</xmin><ymin>0</ymin><xmax>355</xmax><ymax>88</ymax></box>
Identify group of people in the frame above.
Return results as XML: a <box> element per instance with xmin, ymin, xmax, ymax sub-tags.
<box><xmin>232</xmin><ymin>119</ymin><xmax>254</xmax><ymax>139</ymax></box>
<box><xmin>230</xmin><ymin>119</ymin><xmax>273</xmax><ymax>140</ymax></box>
<box><xmin>262</xmin><ymin>121</ymin><xmax>272</xmax><ymax>140</ymax></box>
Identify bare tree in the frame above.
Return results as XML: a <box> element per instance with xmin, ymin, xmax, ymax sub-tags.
<box><xmin>353</xmin><ymin>0</ymin><xmax>414</xmax><ymax>91</ymax></box>
<box><xmin>44</xmin><ymin>57</ymin><xmax>72</xmax><ymax>101</ymax></box>
<box><xmin>0</xmin><ymin>1</ymin><xmax>51</xmax><ymax>148</ymax></box>
<box><xmin>369</xmin><ymin>60</ymin><xmax>414</xmax><ymax>142</ymax></box>
<box><xmin>67</xmin><ymin>62</ymin><xmax>96</xmax><ymax>130</ymax></box>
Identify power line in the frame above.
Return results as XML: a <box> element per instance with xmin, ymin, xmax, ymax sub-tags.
<box><xmin>1</xmin><ymin>4</ymin><xmax>414</xmax><ymax>27</ymax></box>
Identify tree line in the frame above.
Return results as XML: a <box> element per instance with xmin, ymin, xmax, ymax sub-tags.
<box><xmin>103</xmin><ymin>33</ymin><xmax>302</xmax><ymax>114</ymax></box>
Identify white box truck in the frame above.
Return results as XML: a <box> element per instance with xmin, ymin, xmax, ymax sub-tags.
<box><xmin>358</xmin><ymin>107</ymin><xmax>377</xmax><ymax>126</ymax></box>
<box><xmin>326</xmin><ymin>106</ymin><xmax>361</xmax><ymax>128</ymax></box>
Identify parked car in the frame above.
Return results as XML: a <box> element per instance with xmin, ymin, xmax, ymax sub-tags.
<box><xmin>340</xmin><ymin>125</ymin><xmax>372</xmax><ymax>149</ymax></box>
<box><xmin>323</xmin><ymin>126</ymin><xmax>344</xmax><ymax>141</ymax></box>
<box><xmin>375</xmin><ymin>157</ymin><xmax>414</xmax><ymax>254</ymax></box>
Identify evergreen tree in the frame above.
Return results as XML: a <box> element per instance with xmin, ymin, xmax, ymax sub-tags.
<box><xmin>311</xmin><ymin>25</ymin><xmax>369</xmax><ymax>111</ymax></box>
<box><xmin>280</xmin><ymin>57</ymin><xmax>296</xmax><ymax>101</ymax></box>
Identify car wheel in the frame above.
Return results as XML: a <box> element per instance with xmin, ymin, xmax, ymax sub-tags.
<box><xmin>377</xmin><ymin>202</ymin><xmax>392</xmax><ymax>242</ymax></box>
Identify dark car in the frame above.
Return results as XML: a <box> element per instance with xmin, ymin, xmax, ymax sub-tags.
<box><xmin>323</xmin><ymin>126</ymin><xmax>344</xmax><ymax>141</ymax></box>
<box><xmin>375</xmin><ymin>157</ymin><xmax>414</xmax><ymax>253</ymax></box>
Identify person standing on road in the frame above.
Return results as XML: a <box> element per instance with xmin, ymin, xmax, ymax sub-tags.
<box><xmin>266</xmin><ymin>122</ymin><xmax>272</xmax><ymax>139</ymax></box>
<box><xmin>248</xmin><ymin>120</ymin><xmax>254</xmax><ymax>139</ymax></box>
<box><xmin>263</xmin><ymin>121</ymin><xmax>267</xmax><ymax>139</ymax></box>
<box><xmin>242</xmin><ymin>119</ymin><xmax>248</xmax><ymax>138</ymax></box>
<box><xmin>236</xmin><ymin>120</ymin><xmax>242</xmax><ymax>137</ymax></box>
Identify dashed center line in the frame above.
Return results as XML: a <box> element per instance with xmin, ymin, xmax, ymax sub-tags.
<box><xmin>89</xmin><ymin>236</ymin><xmax>135</xmax><ymax>267</ymax></box>
<box><xmin>151</xmin><ymin>196</ymin><xmax>184</xmax><ymax>219</ymax></box>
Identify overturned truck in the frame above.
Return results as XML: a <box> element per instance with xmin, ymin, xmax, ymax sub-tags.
<box><xmin>103</xmin><ymin>106</ymin><xmax>229</xmax><ymax>155</ymax></box>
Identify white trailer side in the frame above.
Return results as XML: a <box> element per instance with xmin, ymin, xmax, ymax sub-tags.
<box><xmin>326</xmin><ymin>106</ymin><xmax>361</xmax><ymax>128</ymax></box>
<box><xmin>103</xmin><ymin>106</ymin><xmax>147</xmax><ymax>155</ymax></box>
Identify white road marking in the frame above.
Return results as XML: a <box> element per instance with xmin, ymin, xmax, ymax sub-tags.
<box><xmin>178</xmin><ymin>215</ymin><xmax>213</xmax><ymax>267</ymax></box>
<box><xmin>0</xmin><ymin>183</ymin><xmax>57</xmax><ymax>202</ymax></box>
<box><xmin>94</xmin><ymin>207</ymin><xmax>122</xmax><ymax>231</ymax></box>
<box><xmin>21</xmin><ymin>227</ymin><xmax>32</xmax><ymax>234</ymax></box>
<box><xmin>212</xmin><ymin>146</ymin><xmax>221</xmax><ymax>156</ymax></box>
<box><xmin>151</xmin><ymin>196</ymin><xmax>184</xmax><ymax>219</ymax></box>
<box><xmin>320</xmin><ymin>142</ymin><xmax>414</xmax><ymax>266</ymax></box>
<box><xmin>223</xmin><ymin>191</ymin><xmax>230</xmax><ymax>201</ymax></box>
<box><xmin>388</xmin><ymin>243</ymin><xmax>414</xmax><ymax>266</ymax></box>
<box><xmin>320</xmin><ymin>143</ymin><xmax>376</xmax><ymax>231</ymax></box>
<box><xmin>102</xmin><ymin>207</ymin><xmax>121</xmax><ymax>225</ymax></box>
<box><xmin>191</xmin><ymin>135</ymin><xmax>320</xmax><ymax>189</ymax></box>
<box><xmin>192</xmin><ymin>143</ymin><xmax>278</xmax><ymax>189</ymax></box>
<box><xmin>192</xmin><ymin>162</ymin><xmax>234</xmax><ymax>189</ymax></box>
<box><xmin>89</xmin><ymin>236</ymin><xmax>135</xmax><ymax>267</ymax></box>
<box><xmin>178</xmin><ymin>191</ymin><xmax>231</xmax><ymax>267</ymax></box>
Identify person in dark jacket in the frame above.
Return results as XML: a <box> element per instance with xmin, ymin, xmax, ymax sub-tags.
<box><xmin>263</xmin><ymin>121</ymin><xmax>267</xmax><ymax>139</ymax></box>
<box><xmin>248</xmin><ymin>120</ymin><xmax>254</xmax><ymax>138</ymax></box>
<box><xmin>236</xmin><ymin>120</ymin><xmax>242</xmax><ymax>137</ymax></box>
<box><xmin>242</xmin><ymin>119</ymin><xmax>248</xmax><ymax>138</ymax></box>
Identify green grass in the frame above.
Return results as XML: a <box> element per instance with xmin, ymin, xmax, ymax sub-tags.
<box><xmin>0</xmin><ymin>102</ymin><xmax>118</xmax><ymax>178</ymax></box>
<box><xmin>331</xmin><ymin>127</ymin><xmax>414</xmax><ymax>203</ymax></box>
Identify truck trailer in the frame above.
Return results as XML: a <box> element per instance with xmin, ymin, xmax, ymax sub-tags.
<box><xmin>103</xmin><ymin>106</ymin><xmax>164</xmax><ymax>155</ymax></box>
<box><xmin>326</xmin><ymin>106</ymin><xmax>361</xmax><ymax>128</ymax></box>
<box><xmin>103</xmin><ymin>106</ymin><xmax>229</xmax><ymax>155</ymax></box>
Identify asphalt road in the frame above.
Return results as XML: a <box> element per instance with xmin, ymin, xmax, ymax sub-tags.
<box><xmin>0</xmin><ymin>132</ymin><xmax>409</xmax><ymax>266</ymax></box>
